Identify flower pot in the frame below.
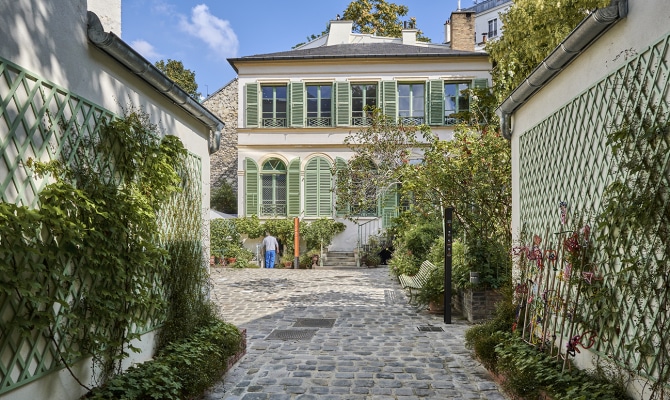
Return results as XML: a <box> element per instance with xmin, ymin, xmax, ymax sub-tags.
<box><xmin>428</xmin><ymin>296</ymin><xmax>445</xmax><ymax>314</ymax></box>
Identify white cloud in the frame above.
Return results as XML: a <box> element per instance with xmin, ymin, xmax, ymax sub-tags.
<box><xmin>179</xmin><ymin>4</ymin><xmax>239</xmax><ymax>59</ymax></box>
<box><xmin>130</xmin><ymin>39</ymin><xmax>163</xmax><ymax>61</ymax></box>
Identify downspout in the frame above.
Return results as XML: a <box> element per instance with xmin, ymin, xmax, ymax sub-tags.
<box><xmin>86</xmin><ymin>11</ymin><xmax>223</xmax><ymax>154</ymax></box>
<box><xmin>497</xmin><ymin>0</ymin><xmax>628</xmax><ymax>139</ymax></box>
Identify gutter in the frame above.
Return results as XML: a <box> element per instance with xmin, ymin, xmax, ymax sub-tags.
<box><xmin>497</xmin><ymin>0</ymin><xmax>628</xmax><ymax>139</ymax></box>
<box><xmin>86</xmin><ymin>11</ymin><xmax>223</xmax><ymax>154</ymax></box>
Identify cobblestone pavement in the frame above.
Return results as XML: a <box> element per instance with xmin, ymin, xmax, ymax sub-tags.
<box><xmin>202</xmin><ymin>267</ymin><xmax>508</xmax><ymax>400</ymax></box>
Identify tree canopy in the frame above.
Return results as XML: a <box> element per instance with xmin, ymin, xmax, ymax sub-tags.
<box><xmin>155</xmin><ymin>59</ymin><xmax>200</xmax><ymax>99</ymax></box>
<box><xmin>486</xmin><ymin>0</ymin><xmax>610</xmax><ymax>102</ymax></box>
<box><xmin>294</xmin><ymin>0</ymin><xmax>430</xmax><ymax>48</ymax></box>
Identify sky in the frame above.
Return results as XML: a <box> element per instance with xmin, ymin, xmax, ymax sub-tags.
<box><xmin>122</xmin><ymin>1</ymin><xmax>478</xmax><ymax>98</ymax></box>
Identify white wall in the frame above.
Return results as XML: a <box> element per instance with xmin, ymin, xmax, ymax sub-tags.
<box><xmin>0</xmin><ymin>1</ymin><xmax>212</xmax><ymax>398</ymax></box>
<box><xmin>509</xmin><ymin>0</ymin><xmax>670</xmax><ymax>238</ymax></box>
<box><xmin>87</xmin><ymin>0</ymin><xmax>121</xmax><ymax>35</ymax></box>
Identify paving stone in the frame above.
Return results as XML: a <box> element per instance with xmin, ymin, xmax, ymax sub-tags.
<box><xmin>200</xmin><ymin>268</ymin><xmax>508</xmax><ymax>399</ymax></box>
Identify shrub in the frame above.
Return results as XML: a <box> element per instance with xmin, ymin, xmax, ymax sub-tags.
<box><xmin>210</xmin><ymin>180</ymin><xmax>237</xmax><ymax>214</ymax></box>
<box><xmin>87</xmin><ymin>320</ymin><xmax>242</xmax><ymax>399</ymax></box>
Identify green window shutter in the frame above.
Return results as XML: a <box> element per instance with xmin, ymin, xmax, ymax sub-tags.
<box><xmin>473</xmin><ymin>78</ymin><xmax>489</xmax><ymax>89</ymax></box>
<box><xmin>380</xmin><ymin>183</ymin><xmax>398</xmax><ymax>228</ymax></box>
<box><xmin>304</xmin><ymin>157</ymin><xmax>333</xmax><ymax>217</ymax></box>
<box><xmin>289</xmin><ymin>82</ymin><xmax>305</xmax><ymax>127</ymax></box>
<box><xmin>382</xmin><ymin>80</ymin><xmax>397</xmax><ymax>122</ymax></box>
<box><xmin>245</xmin><ymin>83</ymin><xmax>259</xmax><ymax>127</ymax></box>
<box><xmin>428</xmin><ymin>79</ymin><xmax>444</xmax><ymax>125</ymax></box>
<box><xmin>318</xmin><ymin>158</ymin><xmax>332</xmax><ymax>217</ymax></box>
<box><xmin>335</xmin><ymin>157</ymin><xmax>348</xmax><ymax>217</ymax></box>
<box><xmin>335</xmin><ymin>82</ymin><xmax>350</xmax><ymax>126</ymax></box>
<box><xmin>245</xmin><ymin>158</ymin><xmax>259</xmax><ymax>215</ymax></box>
<box><xmin>287</xmin><ymin>157</ymin><xmax>301</xmax><ymax>217</ymax></box>
<box><xmin>304</xmin><ymin>158</ymin><xmax>319</xmax><ymax>217</ymax></box>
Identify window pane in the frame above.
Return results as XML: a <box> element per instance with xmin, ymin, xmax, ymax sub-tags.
<box><xmin>307</xmin><ymin>86</ymin><xmax>318</xmax><ymax>99</ymax></box>
<box><xmin>366</xmin><ymin>85</ymin><xmax>377</xmax><ymax>98</ymax></box>
<box><xmin>262</xmin><ymin>87</ymin><xmax>273</xmax><ymax>99</ymax></box>
<box><xmin>398</xmin><ymin>84</ymin><xmax>409</xmax><ymax>96</ymax></box>
<box><xmin>351</xmin><ymin>85</ymin><xmax>363</xmax><ymax>98</ymax></box>
<box><xmin>413</xmin><ymin>97</ymin><xmax>424</xmax><ymax>114</ymax></box>
<box><xmin>307</xmin><ymin>98</ymin><xmax>317</xmax><ymax>113</ymax></box>
<box><xmin>275</xmin><ymin>86</ymin><xmax>287</xmax><ymax>99</ymax></box>
<box><xmin>321</xmin><ymin>99</ymin><xmax>331</xmax><ymax>115</ymax></box>
<box><xmin>276</xmin><ymin>99</ymin><xmax>286</xmax><ymax>114</ymax></box>
<box><xmin>321</xmin><ymin>85</ymin><xmax>331</xmax><ymax>98</ymax></box>
<box><xmin>413</xmin><ymin>84</ymin><xmax>424</xmax><ymax>97</ymax></box>
<box><xmin>352</xmin><ymin>98</ymin><xmax>363</xmax><ymax>112</ymax></box>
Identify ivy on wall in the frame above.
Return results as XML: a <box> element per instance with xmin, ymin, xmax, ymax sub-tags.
<box><xmin>0</xmin><ymin>108</ymin><xmax>191</xmax><ymax>386</ymax></box>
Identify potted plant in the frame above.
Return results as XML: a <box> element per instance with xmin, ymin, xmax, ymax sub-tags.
<box><xmin>280</xmin><ymin>253</ymin><xmax>294</xmax><ymax>268</ymax></box>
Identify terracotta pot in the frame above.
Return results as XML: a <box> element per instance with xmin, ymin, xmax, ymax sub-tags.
<box><xmin>428</xmin><ymin>297</ymin><xmax>445</xmax><ymax>314</ymax></box>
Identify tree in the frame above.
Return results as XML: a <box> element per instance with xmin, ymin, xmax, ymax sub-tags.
<box><xmin>343</xmin><ymin>0</ymin><xmax>430</xmax><ymax>42</ymax></box>
<box><xmin>155</xmin><ymin>59</ymin><xmax>200</xmax><ymax>99</ymax></box>
<box><xmin>210</xmin><ymin>180</ymin><xmax>237</xmax><ymax>214</ymax></box>
<box><xmin>487</xmin><ymin>0</ymin><xmax>609</xmax><ymax>102</ymax></box>
<box><xmin>294</xmin><ymin>0</ymin><xmax>430</xmax><ymax>47</ymax></box>
<box><xmin>334</xmin><ymin>107</ymin><xmax>427</xmax><ymax>221</ymax></box>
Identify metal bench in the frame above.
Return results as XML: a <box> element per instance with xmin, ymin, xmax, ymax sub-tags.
<box><xmin>398</xmin><ymin>260</ymin><xmax>438</xmax><ymax>302</ymax></box>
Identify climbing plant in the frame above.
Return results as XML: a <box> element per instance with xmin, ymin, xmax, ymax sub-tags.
<box><xmin>0</xmin><ymin>107</ymin><xmax>191</xmax><ymax>386</ymax></box>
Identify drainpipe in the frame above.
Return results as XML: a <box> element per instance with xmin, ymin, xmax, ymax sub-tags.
<box><xmin>497</xmin><ymin>0</ymin><xmax>628</xmax><ymax>140</ymax></box>
<box><xmin>86</xmin><ymin>11</ymin><xmax>223</xmax><ymax>154</ymax></box>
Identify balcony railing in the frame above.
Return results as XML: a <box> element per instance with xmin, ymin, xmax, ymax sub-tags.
<box><xmin>307</xmin><ymin>117</ymin><xmax>332</xmax><ymax>127</ymax></box>
<box><xmin>262</xmin><ymin>118</ymin><xmax>287</xmax><ymax>127</ymax></box>
<box><xmin>399</xmin><ymin>116</ymin><xmax>424</xmax><ymax>125</ymax></box>
<box><xmin>261</xmin><ymin>202</ymin><xmax>287</xmax><ymax>216</ymax></box>
<box><xmin>352</xmin><ymin>116</ymin><xmax>373</xmax><ymax>126</ymax></box>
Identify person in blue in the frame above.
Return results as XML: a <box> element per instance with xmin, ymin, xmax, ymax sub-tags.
<box><xmin>262</xmin><ymin>231</ymin><xmax>279</xmax><ymax>268</ymax></box>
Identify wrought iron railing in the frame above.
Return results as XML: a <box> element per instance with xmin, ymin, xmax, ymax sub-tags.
<box><xmin>262</xmin><ymin>118</ymin><xmax>287</xmax><ymax>127</ymax></box>
<box><xmin>306</xmin><ymin>117</ymin><xmax>331</xmax><ymax>127</ymax></box>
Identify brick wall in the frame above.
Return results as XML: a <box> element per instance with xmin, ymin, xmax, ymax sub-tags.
<box><xmin>450</xmin><ymin>12</ymin><xmax>475</xmax><ymax>52</ymax></box>
<box><xmin>203</xmin><ymin>78</ymin><xmax>238</xmax><ymax>191</ymax></box>
<box><xmin>454</xmin><ymin>288</ymin><xmax>503</xmax><ymax>322</ymax></box>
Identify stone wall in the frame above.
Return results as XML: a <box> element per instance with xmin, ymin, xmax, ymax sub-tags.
<box><xmin>203</xmin><ymin>78</ymin><xmax>238</xmax><ymax>191</ymax></box>
<box><xmin>454</xmin><ymin>288</ymin><xmax>503</xmax><ymax>322</ymax></box>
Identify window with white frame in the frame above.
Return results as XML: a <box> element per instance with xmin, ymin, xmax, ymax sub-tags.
<box><xmin>398</xmin><ymin>83</ymin><xmax>425</xmax><ymax>125</ymax></box>
<box><xmin>488</xmin><ymin>18</ymin><xmax>498</xmax><ymax>38</ymax></box>
<box><xmin>261</xmin><ymin>85</ymin><xmax>287</xmax><ymax>127</ymax></box>
<box><xmin>351</xmin><ymin>83</ymin><xmax>377</xmax><ymax>126</ymax></box>
<box><xmin>444</xmin><ymin>82</ymin><xmax>470</xmax><ymax>125</ymax></box>
<box><xmin>306</xmin><ymin>84</ymin><xmax>332</xmax><ymax>127</ymax></box>
<box><xmin>261</xmin><ymin>158</ymin><xmax>287</xmax><ymax>216</ymax></box>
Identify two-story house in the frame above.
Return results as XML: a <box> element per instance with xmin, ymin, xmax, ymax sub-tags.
<box><xmin>226</xmin><ymin>18</ymin><xmax>491</xmax><ymax>253</ymax></box>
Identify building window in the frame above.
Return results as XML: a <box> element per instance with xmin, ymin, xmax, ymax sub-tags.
<box><xmin>304</xmin><ymin>157</ymin><xmax>332</xmax><ymax>217</ymax></box>
<box><xmin>306</xmin><ymin>84</ymin><xmax>332</xmax><ymax>127</ymax></box>
<box><xmin>351</xmin><ymin>84</ymin><xmax>377</xmax><ymax>126</ymax></box>
<box><xmin>261</xmin><ymin>158</ymin><xmax>287</xmax><ymax>216</ymax></box>
<box><xmin>261</xmin><ymin>86</ymin><xmax>287</xmax><ymax>127</ymax></box>
<box><xmin>488</xmin><ymin>18</ymin><xmax>498</xmax><ymax>38</ymax></box>
<box><xmin>398</xmin><ymin>83</ymin><xmax>425</xmax><ymax>125</ymax></box>
<box><xmin>444</xmin><ymin>82</ymin><xmax>470</xmax><ymax>125</ymax></box>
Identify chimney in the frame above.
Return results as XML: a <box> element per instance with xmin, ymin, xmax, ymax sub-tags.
<box><xmin>401</xmin><ymin>20</ymin><xmax>417</xmax><ymax>45</ymax></box>
<box><xmin>449</xmin><ymin>11</ymin><xmax>475</xmax><ymax>51</ymax></box>
<box><xmin>326</xmin><ymin>20</ymin><xmax>354</xmax><ymax>46</ymax></box>
<box><xmin>481</xmin><ymin>32</ymin><xmax>487</xmax><ymax>43</ymax></box>
<box><xmin>444</xmin><ymin>20</ymin><xmax>451</xmax><ymax>43</ymax></box>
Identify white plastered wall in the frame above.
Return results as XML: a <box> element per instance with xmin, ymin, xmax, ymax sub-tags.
<box><xmin>509</xmin><ymin>0</ymin><xmax>670</xmax><ymax>246</ymax></box>
<box><xmin>0</xmin><ymin>1</ymin><xmax>211</xmax><ymax>399</ymax></box>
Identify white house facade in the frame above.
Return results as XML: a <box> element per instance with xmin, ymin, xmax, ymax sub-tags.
<box><xmin>228</xmin><ymin>19</ymin><xmax>491</xmax><ymax>252</ymax></box>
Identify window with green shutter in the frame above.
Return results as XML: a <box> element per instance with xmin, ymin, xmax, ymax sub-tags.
<box><xmin>261</xmin><ymin>85</ymin><xmax>287</xmax><ymax>127</ymax></box>
<box><xmin>260</xmin><ymin>158</ymin><xmax>287</xmax><ymax>217</ymax></box>
<box><xmin>287</xmin><ymin>158</ymin><xmax>301</xmax><ymax>217</ymax></box>
<box><xmin>245</xmin><ymin>158</ymin><xmax>259</xmax><ymax>216</ymax></box>
<box><xmin>382</xmin><ymin>80</ymin><xmax>397</xmax><ymax>123</ymax></box>
<box><xmin>306</xmin><ymin>84</ymin><xmax>332</xmax><ymax>127</ymax></box>
<box><xmin>334</xmin><ymin>157</ymin><xmax>349</xmax><ymax>217</ymax></box>
<box><xmin>289</xmin><ymin>82</ymin><xmax>305</xmax><ymax>127</ymax></box>
<box><xmin>304</xmin><ymin>157</ymin><xmax>333</xmax><ymax>217</ymax></box>
<box><xmin>380</xmin><ymin>183</ymin><xmax>399</xmax><ymax>229</ymax></box>
<box><xmin>397</xmin><ymin>82</ymin><xmax>424</xmax><ymax>125</ymax></box>
<box><xmin>335</xmin><ymin>81</ymin><xmax>350</xmax><ymax>126</ymax></box>
<box><xmin>245</xmin><ymin>83</ymin><xmax>259</xmax><ymax>127</ymax></box>
<box><xmin>444</xmin><ymin>81</ymin><xmax>470</xmax><ymax>126</ymax></box>
<box><xmin>428</xmin><ymin>79</ymin><xmax>445</xmax><ymax>125</ymax></box>
<box><xmin>351</xmin><ymin>83</ymin><xmax>377</xmax><ymax>126</ymax></box>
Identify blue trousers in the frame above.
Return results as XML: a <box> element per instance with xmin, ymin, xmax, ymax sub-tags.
<box><xmin>265</xmin><ymin>250</ymin><xmax>276</xmax><ymax>268</ymax></box>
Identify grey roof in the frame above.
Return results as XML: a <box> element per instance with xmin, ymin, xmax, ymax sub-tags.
<box><xmin>228</xmin><ymin>43</ymin><xmax>487</xmax><ymax>71</ymax></box>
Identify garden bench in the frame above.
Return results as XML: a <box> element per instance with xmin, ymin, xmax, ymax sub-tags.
<box><xmin>398</xmin><ymin>260</ymin><xmax>438</xmax><ymax>302</ymax></box>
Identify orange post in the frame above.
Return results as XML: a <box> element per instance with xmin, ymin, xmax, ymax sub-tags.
<box><xmin>293</xmin><ymin>217</ymin><xmax>300</xmax><ymax>269</ymax></box>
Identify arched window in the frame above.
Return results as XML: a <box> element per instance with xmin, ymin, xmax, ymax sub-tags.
<box><xmin>261</xmin><ymin>158</ymin><xmax>287</xmax><ymax>216</ymax></box>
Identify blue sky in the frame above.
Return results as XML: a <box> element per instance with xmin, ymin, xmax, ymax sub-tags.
<box><xmin>122</xmin><ymin>1</ymin><xmax>476</xmax><ymax>98</ymax></box>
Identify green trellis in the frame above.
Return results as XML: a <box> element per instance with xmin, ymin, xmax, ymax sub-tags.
<box><xmin>0</xmin><ymin>56</ymin><xmax>203</xmax><ymax>394</ymax></box>
<box><xmin>515</xmin><ymin>32</ymin><xmax>670</xmax><ymax>384</ymax></box>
